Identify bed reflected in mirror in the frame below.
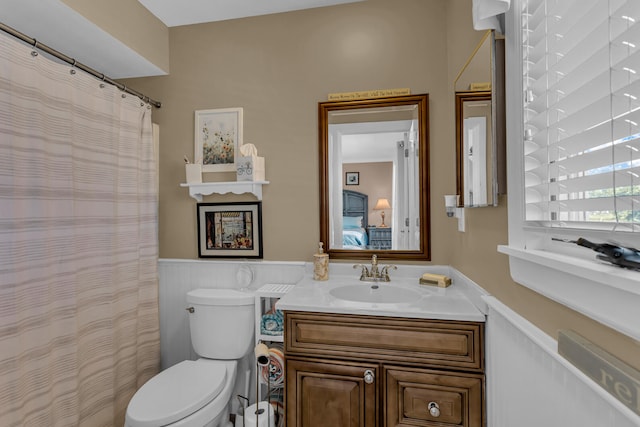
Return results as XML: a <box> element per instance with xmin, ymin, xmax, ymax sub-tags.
<box><xmin>319</xmin><ymin>94</ymin><xmax>430</xmax><ymax>261</ymax></box>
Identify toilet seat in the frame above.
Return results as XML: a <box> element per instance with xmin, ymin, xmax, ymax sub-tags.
<box><xmin>126</xmin><ymin>360</ymin><xmax>227</xmax><ymax>427</ymax></box>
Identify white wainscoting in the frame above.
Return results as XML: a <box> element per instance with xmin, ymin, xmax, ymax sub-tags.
<box><xmin>158</xmin><ymin>258</ymin><xmax>306</xmax><ymax>369</ymax></box>
<box><xmin>484</xmin><ymin>296</ymin><xmax>639</xmax><ymax>427</ymax></box>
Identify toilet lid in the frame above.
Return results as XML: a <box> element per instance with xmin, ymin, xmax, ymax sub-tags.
<box><xmin>187</xmin><ymin>288</ymin><xmax>254</xmax><ymax>306</ymax></box>
<box><xmin>127</xmin><ymin>360</ymin><xmax>226</xmax><ymax>427</ymax></box>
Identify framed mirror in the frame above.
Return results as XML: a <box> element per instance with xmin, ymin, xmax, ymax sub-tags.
<box><xmin>455</xmin><ymin>91</ymin><xmax>493</xmax><ymax>207</ymax></box>
<box><xmin>319</xmin><ymin>94</ymin><xmax>430</xmax><ymax>261</ymax></box>
<box><xmin>454</xmin><ymin>30</ymin><xmax>506</xmax><ymax>208</ymax></box>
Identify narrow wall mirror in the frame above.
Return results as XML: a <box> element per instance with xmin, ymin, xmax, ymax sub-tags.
<box><xmin>319</xmin><ymin>94</ymin><xmax>430</xmax><ymax>261</ymax></box>
<box><xmin>454</xmin><ymin>30</ymin><xmax>506</xmax><ymax>207</ymax></box>
<box><xmin>456</xmin><ymin>91</ymin><xmax>493</xmax><ymax>206</ymax></box>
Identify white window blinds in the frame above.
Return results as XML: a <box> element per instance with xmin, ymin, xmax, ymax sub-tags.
<box><xmin>522</xmin><ymin>0</ymin><xmax>640</xmax><ymax>232</ymax></box>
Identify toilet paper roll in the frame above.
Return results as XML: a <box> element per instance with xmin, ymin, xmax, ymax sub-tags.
<box><xmin>254</xmin><ymin>343</ymin><xmax>270</xmax><ymax>366</ymax></box>
<box><xmin>244</xmin><ymin>402</ymin><xmax>274</xmax><ymax>427</ymax></box>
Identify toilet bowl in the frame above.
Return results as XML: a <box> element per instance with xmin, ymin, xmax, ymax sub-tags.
<box><xmin>125</xmin><ymin>359</ymin><xmax>236</xmax><ymax>427</ymax></box>
<box><xmin>125</xmin><ymin>288</ymin><xmax>255</xmax><ymax>427</ymax></box>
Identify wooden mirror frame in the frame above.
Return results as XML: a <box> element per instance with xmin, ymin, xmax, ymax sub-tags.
<box><xmin>455</xmin><ymin>90</ymin><xmax>492</xmax><ymax>207</ymax></box>
<box><xmin>319</xmin><ymin>94</ymin><xmax>430</xmax><ymax>261</ymax></box>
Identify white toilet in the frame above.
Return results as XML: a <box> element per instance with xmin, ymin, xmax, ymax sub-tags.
<box><xmin>125</xmin><ymin>288</ymin><xmax>255</xmax><ymax>427</ymax></box>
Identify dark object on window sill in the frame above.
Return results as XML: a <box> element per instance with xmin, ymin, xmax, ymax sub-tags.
<box><xmin>554</xmin><ymin>237</ymin><xmax>640</xmax><ymax>271</ymax></box>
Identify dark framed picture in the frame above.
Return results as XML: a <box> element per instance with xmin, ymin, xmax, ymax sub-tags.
<box><xmin>197</xmin><ymin>202</ymin><xmax>263</xmax><ymax>258</ymax></box>
<box><xmin>345</xmin><ymin>172</ymin><xmax>359</xmax><ymax>185</ymax></box>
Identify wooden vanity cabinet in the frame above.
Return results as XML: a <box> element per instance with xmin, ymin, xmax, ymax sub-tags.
<box><xmin>286</xmin><ymin>358</ymin><xmax>378</xmax><ymax>427</ymax></box>
<box><xmin>284</xmin><ymin>311</ymin><xmax>484</xmax><ymax>427</ymax></box>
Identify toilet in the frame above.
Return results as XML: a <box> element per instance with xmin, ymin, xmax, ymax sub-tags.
<box><xmin>125</xmin><ymin>288</ymin><xmax>255</xmax><ymax>427</ymax></box>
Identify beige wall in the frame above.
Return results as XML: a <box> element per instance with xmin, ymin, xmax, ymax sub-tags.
<box><xmin>123</xmin><ymin>0</ymin><xmax>451</xmax><ymax>263</ymax></box>
<box><xmin>62</xmin><ymin>0</ymin><xmax>170</xmax><ymax>73</ymax></box>
<box><xmin>120</xmin><ymin>0</ymin><xmax>640</xmax><ymax>370</ymax></box>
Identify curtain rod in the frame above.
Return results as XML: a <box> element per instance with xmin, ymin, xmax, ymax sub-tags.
<box><xmin>0</xmin><ymin>22</ymin><xmax>162</xmax><ymax>108</ymax></box>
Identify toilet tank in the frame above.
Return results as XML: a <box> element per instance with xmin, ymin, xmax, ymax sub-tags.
<box><xmin>186</xmin><ymin>288</ymin><xmax>255</xmax><ymax>359</ymax></box>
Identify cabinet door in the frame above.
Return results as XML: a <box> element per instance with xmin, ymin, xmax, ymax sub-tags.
<box><xmin>385</xmin><ymin>366</ymin><xmax>483</xmax><ymax>427</ymax></box>
<box><xmin>286</xmin><ymin>358</ymin><xmax>378</xmax><ymax>427</ymax></box>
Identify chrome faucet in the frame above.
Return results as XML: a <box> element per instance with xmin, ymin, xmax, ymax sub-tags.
<box><xmin>353</xmin><ymin>254</ymin><xmax>397</xmax><ymax>282</ymax></box>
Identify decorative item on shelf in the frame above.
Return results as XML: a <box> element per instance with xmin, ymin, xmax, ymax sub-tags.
<box><xmin>195</xmin><ymin>107</ymin><xmax>243</xmax><ymax>173</ymax></box>
<box><xmin>260</xmin><ymin>307</ymin><xmax>284</xmax><ymax>336</ymax></box>
<box><xmin>236</xmin><ymin>143</ymin><xmax>265</xmax><ymax>182</ymax></box>
<box><xmin>184</xmin><ymin>155</ymin><xmax>202</xmax><ymax>184</ymax></box>
<box><xmin>313</xmin><ymin>242</ymin><xmax>329</xmax><ymax>281</ymax></box>
<box><xmin>374</xmin><ymin>198</ymin><xmax>391</xmax><ymax>227</ymax></box>
<box><xmin>259</xmin><ymin>344</ymin><xmax>285</xmax><ymax>389</ymax></box>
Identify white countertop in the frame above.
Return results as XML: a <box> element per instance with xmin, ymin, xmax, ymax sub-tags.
<box><xmin>276</xmin><ymin>265</ymin><xmax>485</xmax><ymax>322</ymax></box>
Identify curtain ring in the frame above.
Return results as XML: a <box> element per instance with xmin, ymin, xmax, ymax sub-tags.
<box><xmin>33</xmin><ymin>39</ymin><xmax>38</xmax><ymax>49</ymax></box>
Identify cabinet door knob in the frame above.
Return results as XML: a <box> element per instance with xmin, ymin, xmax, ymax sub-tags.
<box><xmin>363</xmin><ymin>369</ymin><xmax>375</xmax><ymax>384</ymax></box>
<box><xmin>428</xmin><ymin>401</ymin><xmax>440</xmax><ymax>417</ymax></box>
<box><xmin>186</xmin><ymin>307</ymin><xmax>195</xmax><ymax>313</ymax></box>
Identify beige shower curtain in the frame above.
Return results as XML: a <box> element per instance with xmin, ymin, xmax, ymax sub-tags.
<box><xmin>0</xmin><ymin>32</ymin><xmax>160</xmax><ymax>426</ymax></box>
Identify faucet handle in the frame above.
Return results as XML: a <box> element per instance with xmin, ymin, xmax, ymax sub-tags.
<box><xmin>353</xmin><ymin>263</ymin><xmax>370</xmax><ymax>280</ymax></box>
<box><xmin>380</xmin><ymin>264</ymin><xmax>397</xmax><ymax>281</ymax></box>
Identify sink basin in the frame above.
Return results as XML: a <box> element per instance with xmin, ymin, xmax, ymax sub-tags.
<box><xmin>329</xmin><ymin>283</ymin><xmax>422</xmax><ymax>304</ymax></box>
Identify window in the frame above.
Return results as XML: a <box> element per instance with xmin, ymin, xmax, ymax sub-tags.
<box><xmin>522</xmin><ymin>0</ymin><xmax>639</xmax><ymax>233</ymax></box>
<box><xmin>501</xmin><ymin>0</ymin><xmax>640</xmax><ymax>342</ymax></box>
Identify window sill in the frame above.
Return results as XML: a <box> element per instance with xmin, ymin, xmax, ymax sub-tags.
<box><xmin>498</xmin><ymin>245</ymin><xmax>640</xmax><ymax>342</ymax></box>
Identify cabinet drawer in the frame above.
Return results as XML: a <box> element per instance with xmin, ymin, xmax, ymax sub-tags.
<box><xmin>385</xmin><ymin>366</ymin><xmax>483</xmax><ymax>427</ymax></box>
<box><xmin>285</xmin><ymin>311</ymin><xmax>483</xmax><ymax>371</ymax></box>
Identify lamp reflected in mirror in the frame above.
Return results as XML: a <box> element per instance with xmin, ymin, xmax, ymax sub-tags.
<box><xmin>374</xmin><ymin>198</ymin><xmax>391</xmax><ymax>227</ymax></box>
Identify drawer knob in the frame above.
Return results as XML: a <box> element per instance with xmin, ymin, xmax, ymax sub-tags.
<box><xmin>428</xmin><ymin>401</ymin><xmax>440</xmax><ymax>417</ymax></box>
<box><xmin>363</xmin><ymin>369</ymin><xmax>375</xmax><ymax>384</ymax></box>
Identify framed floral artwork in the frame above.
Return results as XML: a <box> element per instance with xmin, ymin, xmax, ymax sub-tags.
<box><xmin>197</xmin><ymin>202</ymin><xmax>263</xmax><ymax>258</ymax></box>
<box><xmin>195</xmin><ymin>107</ymin><xmax>243</xmax><ymax>172</ymax></box>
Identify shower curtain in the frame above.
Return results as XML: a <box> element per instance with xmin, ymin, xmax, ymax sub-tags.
<box><xmin>0</xmin><ymin>32</ymin><xmax>160</xmax><ymax>426</ymax></box>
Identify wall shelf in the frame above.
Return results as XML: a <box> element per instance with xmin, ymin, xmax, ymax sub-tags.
<box><xmin>180</xmin><ymin>181</ymin><xmax>269</xmax><ymax>202</ymax></box>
